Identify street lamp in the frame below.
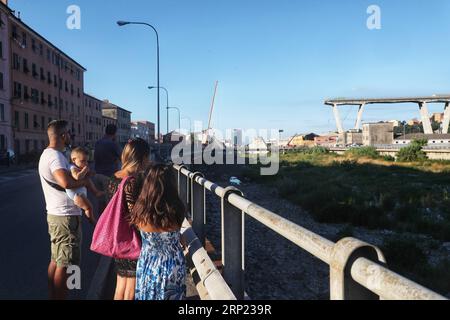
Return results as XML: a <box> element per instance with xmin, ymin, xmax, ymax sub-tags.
<box><xmin>148</xmin><ymin>86</ymin><xmax>169</xmax><ymax>134</ymax></box>
<box><xmin>181</xmin><ymin>116</ymin><xmax>192</xmax><ymax>133</ymax></box>
<box><xmin>117</xmin><ymin>20</ymin><xmax>161</xmax><ymax>143</ymax></box>
<box><xmin>168</xmin><ymin>106</ymin><xmax>181</xmax><ymax>132</ymax></box>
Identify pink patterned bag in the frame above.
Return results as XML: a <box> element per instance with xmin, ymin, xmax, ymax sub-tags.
<box><xmin>90</xmin><ymin>176</ymin><xmax>142</xmax><ymax>260</ymax></box>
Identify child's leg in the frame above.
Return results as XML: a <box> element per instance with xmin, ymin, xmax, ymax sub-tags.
<box><xmin>73</xmin><ymin>194</ymin><xmax>92</xmax><ymax>213</ymax></box>
<box><xmin>74</xmin><ymin>194</ymin><xmax>97</xmax><ymax>225</ymax></box>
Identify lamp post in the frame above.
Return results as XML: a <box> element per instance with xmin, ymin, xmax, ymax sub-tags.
<box><xmin>182</xmin><ymin>116</ymin><xmax>192</xmax><ymax>133</ymax></box>
<box><xmin>117</xmin><ymin>20</ymin><xmax>161</xmax><ymax>143</ymax></box>
<box><xmin>168</xmin><ymin>106</ymin><xmax>181</xmax><ymax>132</ymax></box>
<box><xmin>148</xmin><ymin>86</ymin><xmax>169</xmax><ymax>134</ymax></box>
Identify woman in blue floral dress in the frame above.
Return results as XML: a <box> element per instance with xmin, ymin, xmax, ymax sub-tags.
<box><xmin>129</xmin><ymin>164</ymin><xmax>186</xmax><ymax>300</ymax></box>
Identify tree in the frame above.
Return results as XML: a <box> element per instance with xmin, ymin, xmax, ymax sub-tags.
<box><xmin>397</xmin><ymin>138</ymin><xmax>428</xmax><ymax>162</ymax></box>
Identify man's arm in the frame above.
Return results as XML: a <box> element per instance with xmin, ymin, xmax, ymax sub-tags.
<box><xmin>53</xmin><ymin>169</ymin><xmax>87</xmax><ymax>189</ymax></box>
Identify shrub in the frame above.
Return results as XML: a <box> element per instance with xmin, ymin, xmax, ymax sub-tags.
<box><xmin>382</xmin><ymin>235</ymin><xmax>450</xmax><ymax>296</ymax></box>
<box><xmin>381</xmin><ymin>235</ymin><xmax>428</xmax><ymax>270</ymax></box>
<box><xmin>275</xmin><ymin>177</ymin><xmax>298</xmax><ymax>197</ymax></box>
<box><xmin>313</xmin><ymin>203</ymin><xmax>352</xmax><ymax>223</ymax></box>
<box><xmin>307</xmin><ymin>146</ymin><xmax>329</xmax><ymax>155</ymax></box>
<box><xmin>397</xmin><ymin>139</ymin><xmax>428</xmax><ymax>162</ymax></box>
<box><xmin>345</xmin><ymin>146</ymin><xmax>380</xmax><ymax>159</ymax></box>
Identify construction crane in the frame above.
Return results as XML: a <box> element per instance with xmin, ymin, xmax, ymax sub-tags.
<box><xmin>202</xmin><ymin>81</ymin><xmax>219</xmax><ymax>145</ymax></box>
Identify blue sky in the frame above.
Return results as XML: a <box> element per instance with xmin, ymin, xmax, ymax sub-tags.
<box><xmin>8</xmin><ymin>0</ymin><xmax>450</xmax><ymax>136</ymax></box>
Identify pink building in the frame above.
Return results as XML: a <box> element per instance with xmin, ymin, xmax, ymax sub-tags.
<box><xmin>0</xmin><ymin>1</ymin><xmax>12</xmax><ymax>151</ymax></box>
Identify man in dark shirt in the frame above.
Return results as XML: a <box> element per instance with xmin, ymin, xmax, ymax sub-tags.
<box><xmin>94</xmin><ymin>124</ymin><xmax>122</xmax><ymax>177</ymax></box>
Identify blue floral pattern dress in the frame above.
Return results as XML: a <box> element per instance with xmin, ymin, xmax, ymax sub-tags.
<box><xmin>135</xmin><ymin>231</ymin><xmax>186</xmax><ymax>300</ymax></box>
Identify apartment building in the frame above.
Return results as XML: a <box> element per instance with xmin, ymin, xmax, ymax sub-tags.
<box><xmin>1</xmin><ymin>1</ymin><xmax>86</xmax><ymax>155</ymax></box>
<box><xmin>84</xmin><ymin>93</ymin><xmax>103</xmax><ymax>147</ymax></box>
<box><xmin>102</xmin><ymin>100</ymin><xmax>131</xmax><ymax>146</ymax></box>
<box><xmin>0</xmin><ymin>2</ymin><xmax>12</xmax><ymax>151</ymax></box>
<box><xmin>131</xmin><ymin>120</ymin><xmax>155</xmax><ymax>145</ymax></box>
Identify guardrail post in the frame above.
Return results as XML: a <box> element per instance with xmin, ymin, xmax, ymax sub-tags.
<box><xmin>221</xmin><ymin>187</ymin><xmax>245</xmax><ymax>300</ymax></box>
<box><xmin>177</xmin><ymin>166</ymin><xmax>189</xmax><ymax>214</ymax></box>
<box><xmin>187</xmin><ymin>172</ymin><xmax>192</xmax><ymax>218</ymax></box>
<box><xmin>330</xmin><ymin>237</ymin><xmax>386</xmax><ymax>300</ymax></box>
<box><xmin>191</xmin><ymin>172</ymin><xmax>206</xmax><ymax>246</ymax></box>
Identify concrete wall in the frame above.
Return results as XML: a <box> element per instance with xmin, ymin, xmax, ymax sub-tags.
<box><xmin>363</xmin><ymin>123</ymin><xmax>394</xmax><ymax>146</ymax></box>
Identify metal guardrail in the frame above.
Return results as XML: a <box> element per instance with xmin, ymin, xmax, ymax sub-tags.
<box><xmin>173</xmin><ymin>164</ymin><xmax>447</xmax><ymax>300</ymax></box>
<box><xmin>181</xmin><ymin>219</ymin><xmax>236</xmax><ymax>300</ymax></box>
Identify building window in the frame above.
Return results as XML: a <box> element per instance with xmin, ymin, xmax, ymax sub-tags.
<box><xmin>24</xmin><ymin>113</ymin><xmax>29</xmax><ymax>129</ymax></box>
<box><xmin>0</xmin><ymin>41</ymin><xmax>3</xmax><ymax>59</ymax></box>
<box><xmin>40</xmin><ymin>67</ymin><xmax>45</xmax><ymax>81</ymax></box>
<box><xmin>33</xmin><ymin>115</ymin><xmax>38</xmax><ymax>128</ymax></box>
<box><xmin>31</xmin><ymin>88</ymin><xmax>39</xmax><ymax>104</ymax></box>
<box><xmin>0</xmin><ymin>103</ymin><xmax>4</xmax><ymax>121</ymax></box>
<box><xmin>47</xmin><ymin>71</ymin><xmax>52</xmax><ymax>84</ymax></box>
<box><xmin>14</xmin><ymin>111</ymin><xmax>19</xmax><ymax>128</ymax></box>
<box><xmin>0</xmin><ymin>72</ymin><xmax>3</xmax><ymax>90</ymax></box>
<box><xmin>48</xmin><ymin>94</ymin><xmax>52</xmax><ymax>107</ymax></box>
<box><xmin>23</xmin><ymin>86</ymin><xmax>29</xmax><ymax>100</ymax></box>
<box><xmin>22</xmin><ymin>32</ymin><xmax>27</xmax><ymax>47</ymax></box>
<box><xmin>39</xmin><ymin>43</ymin><xmax>43</xmax><ymax>56</ymax></box>
<box><xmin>47</xmin><ymin>48</ymin><xmax>51</xmax><ymax>61</ymax></box>
<box><xmin>13</xmin><ymin>53</ymin><xmax>21</xmax><ymax>70</ymax></box>
<box><xmin>12</xmin><ymin>25</ymin><xmax>18</xmax><ymax>39</ymax></box>
<box><xmin>32</xmin><ymin>63</ymin><xmax>38</xmax><ymax>78</ymax></box>
<box><xmin>23</xmin><ymin>58</ymin><xmax>29</xmax><ymax>74</ymax></box>
<box><xmin>54</xmin><ymin>75</ymin><xmax>57</xmax><ymax>88</ymax></box>
<box><xmin>0</xmin><ymin>135</ymin><xmax>5</xmax><ymax>150</ymax></box>
<box><xmin>13</xmin><ymin>82</ymin><xmax>22</xmax><ymax>98</ymax></box>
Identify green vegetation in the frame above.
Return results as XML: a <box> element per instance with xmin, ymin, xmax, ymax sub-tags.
<box><xmin>381</xmin><ymin>235</ymin><xmax>450</xmax><ymax>296</ymax></box>
<box><xmin>345</xmin><ymin>146</ymin><xmax>380</xmax><ymax>159</ymax></box>
<box><xmin>243</xmin><ymin>148</ymin><xmax>450</xmax><ymax>296</ymax></box>
<box><xmin>243</xmin><ymin>147</ymin><xmax>450</xmax><ymax>295</ymax></box>
<box><xmin>397</xmin><ymin>138</ymin><xmax>428</xmax><ymax>162</ymax></box>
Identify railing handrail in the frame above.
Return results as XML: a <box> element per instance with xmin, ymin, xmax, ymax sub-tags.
<box><xmin>173</xmin><ymin>164</ymin><xmax>448</xmax><ymax>300</ymax></box>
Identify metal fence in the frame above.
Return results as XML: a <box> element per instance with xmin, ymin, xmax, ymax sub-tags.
<box><xmin>173</xmin><ymin>164</ymin><xmax>447</xmax><ymax>300</ymax></box>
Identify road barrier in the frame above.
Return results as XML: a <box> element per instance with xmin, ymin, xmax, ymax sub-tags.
<box><xmin>173</xmin><ymin>164</ymin><xmax>447</xmax><ymax>300</ymax></box>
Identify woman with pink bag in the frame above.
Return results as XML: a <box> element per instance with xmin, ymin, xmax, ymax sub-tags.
<box><xmin>91</xmin><ymin>138</ymin><xmax>150</xmax><ymax>300</ymax></box>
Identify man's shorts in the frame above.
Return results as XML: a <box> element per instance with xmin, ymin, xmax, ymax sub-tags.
<box><xmin>47</xmin><ymin>215</ymin><xmax>82</xmax><ymax>268</ymax></box>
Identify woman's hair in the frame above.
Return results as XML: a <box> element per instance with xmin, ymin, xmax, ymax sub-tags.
<box><xmin>130</xmin><ymin>164</ymin><xmax>186</xmax><ymax>231</ymax></box>
<box><xmin>121</xmin><ymin>138</ymin><xmax>150</xmax><ymax>174</ymax></box>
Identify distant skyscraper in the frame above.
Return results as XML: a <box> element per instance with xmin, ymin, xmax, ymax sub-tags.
<box><xmin>233</xmin><ymin>129</ymin><xmax>242</xmax><ymax>147</ymax></box>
